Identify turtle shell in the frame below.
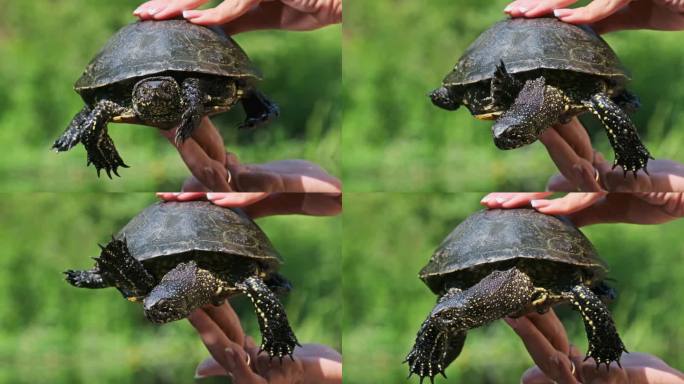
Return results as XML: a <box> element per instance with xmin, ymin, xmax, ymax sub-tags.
<box><xmin>443</xmin><ymin>17</ymin><xmax>628</xmax><ymax>87</ymax></box>
<box><xmin>75</xmin><ymin>19</ymin><xmax>260</xmax><ymax>93</ymax></box>
<box><xmin>420</xmin><ymin>209</ymin><xmax>606</xmax><ymax>293</ymax></box>
<box><xmin>115</xmin><ymin>201</ymin><xmax>282</xmax><ymax>269</ymax></box>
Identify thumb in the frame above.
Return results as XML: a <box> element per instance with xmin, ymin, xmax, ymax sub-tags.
<box><xmin>195</xmin><ymin>356</ymin><xmax>228</xmax><ymax>379</ymax></box>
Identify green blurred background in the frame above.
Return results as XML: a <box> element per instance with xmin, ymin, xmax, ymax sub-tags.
<box><xmin>343</xmin><ymin>193</ymin><xmax>684</xmax><ymax>383</ymax></box>
<box><xmin>0</xmin><ymin>194</ymin><xmax>341</xmax><ymax>383</ymax></box>
<box><xmin>343</xmin><ymin>0</ymin><xmax>684</xmax><ymax>191</ymax></box>
<box><xmin>0</xmin><ymin>0</ymin><xmax>340</xmax><ymax>192</ymax></box>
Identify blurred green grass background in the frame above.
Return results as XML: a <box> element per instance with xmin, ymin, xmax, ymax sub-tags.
<box><xmin>0</xmin><ymin>0</ymin><xmax>340</xmax><ymax>192</ymax></box>
<box><xmin>0</xmin><ymin>194</ymin><xmax>340</xmax><ymax>383</ymax></box>
<box><xmin>343</xmin><ymin>193</ymin><xmax>684</xmax><ymax>383</ymax></box>
<box><xmin>343</xmin><ymin>0</ymin><xmax>684</xmax><ymax>191</ymax></box>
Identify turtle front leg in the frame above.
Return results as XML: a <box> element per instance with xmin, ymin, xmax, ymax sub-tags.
<box><xmin>143</xmin><ymin>261</ymin><xmax>224</xmax><ymax>323</ymax></box>
<box><xmin>406</xmin><ymin>268</ymin><xmax>537</xmax><ymax>381</ymax></box>
<box><xmin>491</xmin><ymin>76</ymin><xmax>567</xmax><ymax>150</ymax></box>
<box><xmin>566</xmin><ymin>284</ymin><xmax>627</xmax><ymax>369</ymax></box>
<box><xmin>79</xmin><ymin>100</ymin><xmax>129</xmax><ymax>178</ymax></box>
<box><xmin>586</xmin><ymin>93</ymin><xmax>652</xmax><ymax>176</ymax></box>
<box><xmin>239</xmin><ymin>89</ymin><xmax>280</xmax><ymax>129</ymax></box>
<box><xmin>175</xmin><ymin>77</ymin><xmax>205</xmax><ymax>145</ymax></box>
<box><xmin>53</xmin><ymin>106</ymin><xmax>91</xmax><ymax>151</ymax></box>
<box><xmin>237</xmin><ymin>276</ymin><xmax>300</xmax><ymax>361</ymax></box>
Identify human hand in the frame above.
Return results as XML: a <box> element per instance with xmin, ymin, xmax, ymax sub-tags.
<box><xmin>156</xmin><ymin>192</ymin><xmax>342</xmax><ymax>218</ymax></box>
<box><xmin>506</xmin><ymin>310</ymin><xmax>684</xmax><ymax>384</ymax></box>
<box><xmin>189</xmin><ymin>302</ymin><xmax>342</xmax><ymax>383</ymax></box>
<box><xmin>503</xmin><ymin>0</ymin><xmax>684</xmax><ymax>33</ymax></box>
<box><xmin>480</xmin><ymin>192</ymin><xmax>684</xmax><ymax>226</ymax></box>
<box><xmin>161</xmin><ymin>117</ymin><xmax>233</xmax><ymax>192</ymax></box>
<box><xmin>134</xmin><ymin>0</ymin><xmax>342</xmax><ymax>35</ymax></box>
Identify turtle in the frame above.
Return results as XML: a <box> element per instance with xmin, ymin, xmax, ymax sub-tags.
<box><xmin>53</xmin><ymin>19</ymin><xmax>279</xmax><ymax>178</ymax></box>
<box><xmin>405</xmin><ymin>209</ymin><xmax>627</xmax><ymax>382</ymax></box>
<box><xmin>430</xmin><ymin>17</ymin><xmax>652</xmax><ymax>176</ymax></box>
<box><xmin>64</xmin><ymin>201</ymin><xmax>299</xmax><ymax>360</ymax></box>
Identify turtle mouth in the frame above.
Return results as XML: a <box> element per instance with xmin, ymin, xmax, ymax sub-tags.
<box><xmin>143</xmin><ymin>299</ymin><xmax>190</xmax><ymax>324</ymax></box>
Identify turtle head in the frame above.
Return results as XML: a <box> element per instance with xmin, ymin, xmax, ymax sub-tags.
<box><xmin>132</xmin><ymin>76</ymin><xmax>183</xmax><ymax>126</ymax></box>
<box><xmin>429</xmin><ymin>86</ymin><xmax>461</xmax><ymax>111</ymax></box>
<box><xmin>491</xmin><ymin>112</ymin><xmax>540</xmax><ymax>150</ymax></box>
<box><xmin>143</xmin><ymin>261</ymin><xmax>221</xmax><ymax>324</ymax></box>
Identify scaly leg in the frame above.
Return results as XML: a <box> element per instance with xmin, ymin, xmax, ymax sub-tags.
<box><xmin>175</xmin><ymin>77</ymin><xmax>205</xmax><ymax>145</ymax></box>
<box><xmin>586</xmin><ymin>93</ymin><xmax>652</xmax><ymax>176</ymax></box>
<box><xmin>94</xmin><ymin>237</ymin><xmax>155</xmax><ymax>301</ymax></box>
<box><xmin>79</xmin><ymin>100</ymin><xmax>129</xmax><ymax>178</ymax></box>
<box><xmin>64</xmin><ymin>267</ymin><xmax>110</xmax><ymax>289</ymax></box>
<box><xmin>239</xmin><ymin>89</ymin><xmax>279</xmax><ymax>129</ymax></box>
<box><xmin>53</xmin><ymin>106</ymin><xmax>91</xmax><ymax>151</ymax></box>
<box><xmin>566</xmin><ymin>285</ymin><xmax>627</xmax><ymax>369</ymax></box>
<box><xmin>406</xmin><ymin>268</ymin><xmax>537</xmax><ymax>381</ymax></box>
<box><xmin>238</xmin><ymin>276</ymin><xmax>300</xmax><ymax>361</ymax></box>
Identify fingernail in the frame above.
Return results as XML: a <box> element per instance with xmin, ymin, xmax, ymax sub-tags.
<box><xmin>504</xmin><ymin>4</ymin><xmax>513</xmax><ymax>12</ymax></box>
<box><xmin>224</xmin><ymin>347</ymin><xmax>236</xmax><ymax>370</ymax></box>
<box><xmin>133</xmin><ymin>7</ymin><xmax>143</xmax><ymax>15</ymax></box>
<box><xmin>206</xmin><ymin>193</ymin><xmax>217</xmax><ymax>200</ymax></box>
<box><xmin>530</xmin><ymin>199</ymin><xmax>550</xmax><ymax>208</ymax></box>
<box><xmin>183</xmin><ymin>10</ymin><xmax>200</xmax><ymax>18</ymax></box>
<box><xmin>553</xmin><ymin>8</ymin><xmax>572</xmax><ymax>17</ymax></box>
<box><xmin>480</xmin><ymin>196</ymin><xmax>490</xmax><ymax>204</ymax></box>
<box><xmin>495</xmin><ymin>197</ymin><xmax>508</xmax><ymax>204</ymax></box>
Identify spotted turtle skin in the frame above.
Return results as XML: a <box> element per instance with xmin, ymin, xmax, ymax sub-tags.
<box><xmin>406</xmin><ymin>209</ymin><xmax>626</xmax><ymax>382</ymax></box>
<box><xmin>65</xmin><ymin>201</ymin><xmax>300</xmax><ymax>361</ymax></box>
<box><xmin>430</xmin><ymin>17</ymin><xmax>652</xmax><ymax>176</ymax></box>
<box><xmin>53</xmin><ymin>20</ymin><xmax>279</xmax><ymax>178</ymax></box>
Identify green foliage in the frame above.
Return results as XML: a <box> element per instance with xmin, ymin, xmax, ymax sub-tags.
<box><xmin>0</xmin><ymin>0</ymin><xmax>340</xmax><ymax>191</ymax></box>
<box><xmin>343</xmin><ymin>0</ymin><xmax>684</xmax><ymax>191</ymax></box>
<box><xmin>0</xmin><ymin>194</ymin><xmax>340</xmax><ymax>383</ymax></box>
<box><xmin>342</xmin><ymin>193</ymin><xmax>684</xmax><ymax>383</ymax></box>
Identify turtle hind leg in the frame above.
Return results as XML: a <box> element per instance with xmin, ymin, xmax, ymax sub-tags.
<box><xmin>239</xmin><ymin>89</ymin><xmax>279</xmax><ymax>129</ymax></box>
<box><xmin>237</xmin><ymin>276</ymin><xmax>299</xmax><ymax>361</ymax></box>
<box><xmin>64</xmin><ymin>267</ymin><xmax>109</xmax><ymax>288</ymax></box>
<box><xmin>567</xmin><ymin>285</ymin><xmax>627</xmax><ymax>369</ymax></box>
<box><xmin>94</xmin><ymin>237</ymin><xmax>155</xmax><ymax>301</ymax></box>
<box><xmin>587</xmin><ymin>93</ymin><xmax>652</xmax><ymax>176</ymax></box>
<box><xmin>489</xmin><ymin>60</ymin><xmax>523</xmax><ymax>109</ymax></box>
<box><xmin>80</xmin><ymin>100</ymin><xmax>129</xmax><ymax>178</ymax></box>
<box><xmin>175</xmin><ymin>78</ymin><xmax>204</xmax><ymax>145</ymax></box>
<box><xmin>53</xmin><ymin>106</ymin><xmax>91</xmax><ymax>151</ymax></box>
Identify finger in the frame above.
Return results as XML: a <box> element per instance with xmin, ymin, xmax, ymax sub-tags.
<box><xmin>195</xmin><ymin>356</ymin><xmax>229</xmax><ymax>378</ymax></box>
<box><xmin>505</xmin><ymin>0</ymin><xmax>544</xmax><ymax>16</ymax></box>
<box><xmin>553</xmin><ymin>0</ymin><xmax>631</xmax><ymax>24</ymax></box>
<box><xmin>174</xmin><ymin>138</ymin><xmax>232</xmax><ymax>191</ymax></box>
<box><xmin>539</xmin><ymin>128</ymin><xmax>586</xmax><ymax>190</ymax></box>
<box><xmin>503</xmin><ymin>193</ymin><xmax>555</xmax><ymax>208</ymax></box>
<box><xmin>206</xmin><ymin>192</ymin><xmax>269</xmax><ymax>207</ymax></box>
<box><xmin>553</xmin><ymin>119</ymin><xmax>594</xmax><ymax>163</ymax></box>
<box><xmin>223</xmin><ymin>1</ymin><xmax>334</xmax><ymax>35</ymax></box>
<box><xmin>134</xmin><ymin>0</ymin><xmax>167</xmax><ymax>19</ymax></box>
<box><xmin>506</xmin><ymin>317</ymin><xmax>579</xmax><ymax>384</ymax></box>
<box><xmin>156</xmin><ymin>192</ymin><xmax>181</xmax><ymax>201</ymax></box>
<box><xmin>202</xmin><ymin>302</ymin><xmax>246</xmax><ymax>347</ymax></box>
<box><xmin>530</xmin><ymin>192</ymin><xmax>606</xmax><ymax>216</ymax></box>
<box><xmin>525</xmin><ymin>311</ymin><xmax>570</xmax><ymax>355</ymax></box>
<box><xmin>184</xmin><ymin>0</ymin><xmax>261</xmax><ymax>26</ymax></box>
<box><xmin>153</xmin><ymin>0</ymin><xmax>209</xmax><ymax>20</ymax></box>
<box><xmin>224</xmin><ymin>340</ymin><xmax>264</xmax><ymax>384</ymax></box>
<box><xmin>521</xmin><ymin>366</ymin><xmax>558</xmax><ymax>384</ymax></box>
<box><xmin>480</xmin><ymin>193</ymin><xmax>519</xmax><ymax>208</ymax></box>
<box><xmin>175</xmin><ymin>192</ymin><xmax>209</xmax><ymax>201</ymax></box>
<box><xmin>525</xmin><ymin>0</ymin><xmax>578</xmax><ymax>17</ymax></box>
<box><xmin>192</xmin><ymin>118</ymin><xmax>226</xmax><ymax>165</ymax></box>
<box><xmin>188</xmin><ymin>309</ymin><xmax>232</xmax><ymax>368</ymax></box>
